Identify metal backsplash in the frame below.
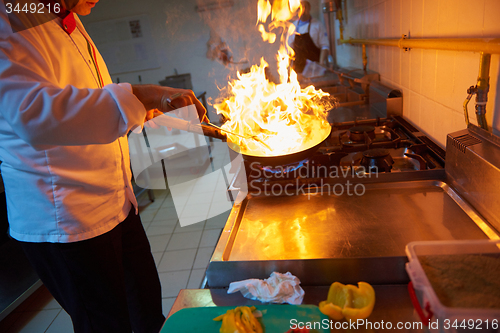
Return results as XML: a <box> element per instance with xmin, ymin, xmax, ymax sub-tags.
<box><xmin>446</xmin><ymin>124</ymin><xmax>500</xmax><ymax>234</ymax></box>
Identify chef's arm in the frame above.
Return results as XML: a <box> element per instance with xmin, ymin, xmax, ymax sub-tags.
<box><xmin>131</xmin><ymin>84</ymin><xmax>208</xmax><ymax>123</ymax></box>
<box><xmin>320</xmin><ymin>49</ymin><xmax>329</xmax><ymax>66</ymax></box>
<box><xmin>0</xmin><ymin>59</ymin><xmax>149</xmax><ymax>150</ymax></box>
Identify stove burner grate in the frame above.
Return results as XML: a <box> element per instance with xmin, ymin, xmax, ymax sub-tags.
<box><xmin>349</xmin><ymin>125</ymin><xmax>376</xmax><ymax>142</ymax></box>
<box><xmin>360</xmin><ymin>148</ymin><xmax>395</xmax><ymax>173</ymax></box>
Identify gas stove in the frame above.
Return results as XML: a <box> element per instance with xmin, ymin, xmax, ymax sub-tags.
<box><xmin>229</xmin><ymin>116</ymin><xmax>445</xmax><ymax>192</ymax></box>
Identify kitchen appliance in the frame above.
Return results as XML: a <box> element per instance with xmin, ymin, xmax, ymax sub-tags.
<box><xmin>205</xmin><ymin>97</ymin><xmax>500</xmax><ymax>289</ymax></box>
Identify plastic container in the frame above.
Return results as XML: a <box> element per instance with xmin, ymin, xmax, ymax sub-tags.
<box><xmin>405</xmin><ymin>240</ymin><xmax>500</xmax><ymax>333</ymax></box>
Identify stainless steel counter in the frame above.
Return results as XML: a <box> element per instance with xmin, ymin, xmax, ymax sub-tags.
<box><xmin>207</xmin><ymin>174</ymin><xmax>497</xmax><ymax>287</ymax></box>
<box><xmin>167</xmin><ymin>286</ymin><xmax>426</xmax><ymax>332</ymax></box>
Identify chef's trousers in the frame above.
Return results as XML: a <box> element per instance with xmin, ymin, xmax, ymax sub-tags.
<box><xmin>18</xmin><ymin>208</ymin><xmax>165</xmax><ymax>333</ymax></box>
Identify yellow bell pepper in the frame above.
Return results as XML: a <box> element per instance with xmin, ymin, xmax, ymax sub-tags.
<box><xmin>319</xmin><ymin>282</ymin><xmax>375</xmax><ymax>321</ymax></box>
<box><xmin>214</xmin><ymin>306</ymin><xmax>263</xmax><ymax>333</ymax></box>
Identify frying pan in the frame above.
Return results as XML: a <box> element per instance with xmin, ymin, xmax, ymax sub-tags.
<box><xmin>152</xmin><ymin>115</ymin><xmax>331</xmax><ymax>166</ymax></box>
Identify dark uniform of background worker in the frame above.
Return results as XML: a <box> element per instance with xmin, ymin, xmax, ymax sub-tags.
<box><xmin>290</xmin><ymin>0</ymin><xmax>330</xmax><ymax>73</ymax></box>
<box><xmin>0</xmin><ymin>0</ymin><xmax>208</xmax><ymax>332</ymax></box>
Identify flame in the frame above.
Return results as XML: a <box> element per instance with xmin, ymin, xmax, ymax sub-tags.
<box><xmin>257</xmin><ymin>0</ymin><xmax>272</xmax><ymax>23</ymax></box>
<box><xmin>215</xmin><ymin>0</ymin><xmax>334</xmax><ymax>157</ymax></box>
<box><xmin>258</xmin><ymin>24</ymin><xmax>276</xmax><ymax>43</ymax></box>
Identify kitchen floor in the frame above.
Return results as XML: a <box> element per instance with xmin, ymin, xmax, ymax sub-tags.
<box><xmin>0</xmin><ymin>189</ymin><xmax>229</xmax><ymax>333</ymax></box>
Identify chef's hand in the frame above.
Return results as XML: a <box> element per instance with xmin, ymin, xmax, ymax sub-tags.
<box><xmin>319</xmin><ymin>49</ymin><xmax>329</xmax><ymax>67</ymax></box>
<box><xmin>132</xmin><ymin>84</ymin><xmax>209</xmax><ymax>124</ymax></box>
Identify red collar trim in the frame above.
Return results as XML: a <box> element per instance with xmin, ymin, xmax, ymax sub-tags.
<box><xmin>61</xmin><ymin>12</ymin><xmax>76</xmax><ymax>34</ymax></box>
<box><xmin>38</xmin><ymin>0</ymin><xmax>75</xmax><ymax>34</ymax></box>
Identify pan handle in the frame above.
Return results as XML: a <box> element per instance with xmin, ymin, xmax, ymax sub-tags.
<box><xmin>151</xmin><ymin>115</ymin><xmax>227</xmax><ymax>141</ymax></box>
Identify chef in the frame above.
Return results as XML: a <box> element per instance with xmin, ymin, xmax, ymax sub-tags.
<box><xmin>289</xmin><ymin>0</ymin><xmax>330</xmax><ymax>73</ymax></box>
<box><xmin>0</xmin><ymin>0</ymin><xmax>207</xmax><ymax>332</ymax></box>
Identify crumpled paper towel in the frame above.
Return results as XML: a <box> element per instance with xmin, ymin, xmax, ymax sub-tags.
<box><xmin>227</xmin><ymin>272</ymin><xmax>305</xmax><ymax>305</ymax></box>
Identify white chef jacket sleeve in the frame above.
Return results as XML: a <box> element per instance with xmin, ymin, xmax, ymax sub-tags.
<box><xmin>0</xmin><ymin>30</ymin><xmax>146</xmax><ymax>150</ymax></box>
<box><xmin>315</xmin><ymin>20</ymin><xmax>330</xmax><ymax>51</ymax></box>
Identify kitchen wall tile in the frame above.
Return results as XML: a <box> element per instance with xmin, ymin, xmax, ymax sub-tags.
<box><xmin>451</xmin><ymin>52</ymin><xmax>481</xmax><ymax>114</ymax></box>
<box><xmin>368</xmin><ymin>45</ymin><xmax>379</xmax><ymax>73</ymax></box>
<box><xmin>45</xmin><ymin>310</ymin><xmax>72</xmax><ymax>333</ymax></box>
<box><xmin>409</xmin><ymin>49</ymin><xmax>423</xmax><ymax>94</ymax></box>
<box><xmin>158</xmin><ymin>249</ymin><xmax>197</xmax><ymax>272</ymax></box>
<box><xmin>401</xmin><ymin>0</ymin><xmax>411</xmax><ymax>35</ymax></box>
<box><xmin>373</xmin><ymin>3</ymin><xmax>384</xmax><ymax>38</ymax></box>
<box><xmin>391</xmin><ymin>47</ymin><xmax>401</xmax><ymax>85</ymax></box>
<box><xmin>392</xmin><ymin>0</ymin><xmax>401</xmax><ymax>37</ymax></box>
<box><xmin>409</xmin><ymin>91</ymin><xmax>422</xmax><ymax>127</ymax></box>
<box><xmin>199</xmin><ymin>229</ymin><xmax>223</xmax><ymax>248</ymax></box>
<box><xmin>484</xmin><ymin>0</ymin><xmax>500</xmax><ymax>37</ymax></box>
<box><xmin>455</xmin><ymin>0</ymin><xmax>485</xmax><ymax>37</ymax></box>
<box><xmin>400</xmin><ymin>50</ymin><xmax>410</xmax><ymax>89</ymax></box>
<box><xmin>187</xmin><ymin>269</ymin><xmax>206</xmax><ymax>289</ymax></box>
<box><xmin>166</xmin><ymin>231</ymin><xmax>202</xmax><ymax>251</ymax></box>
<box><xmin>193</xmin><ymin>247</ymin><xmax>216</xmax><ymax>269</ymax></box>
<box><xmin>384</xmin><ymin>0</ymin><xmax>392</xmax><ymax>37</ymax></box>
<box><xmin>437</xmin><ymin>0</ymin><xmax>459</xmax><ymax>37</ymax></box>
<box><xmin>410</xmin><ymin>0</ymin><xmax>424</xmax><ymax>38</ymax></box>
<box><xmin>159</xmin><ymin>270</ymin><xmax>190</xmax><ymax>298</ymax></box>
<box><xmin>435</xmin><ymin>50</ymin><xmax>456</xmax><ymax>110</ymax></box>
<box><xmin>422</xmin><ymin>0</ymin><xmax>439</xmax><ymax>37</ymax></box>
<box><xmin>433</xmin><ymin>103</ymin><xmax>454</xmax><ymax>147</ymax></box>
<box><xmin>402</xmin><ymin>88</ymin><xmax>410</xmax><ymax>119</ymax></box>
<box><xmin>365</xmin><ymin>10</ymin><xmax>374</xmax><ymax>38</ymax></box>
<box><xmin>452</xmin><ymin>110</ymin><xmax>469</xmax><ymax>134</ymax></box>
<box><xmin>378</xmin><ymin>46</ymin><xmax>388</xmax><ymax>79</ymax></box>
<box><xmin>364</xmin><ymin>10</ymin><xmax>373</xmax><ymax>38</ymax></box>
<box><xmin>419</xmin><ymin>97</ymin><xmax>436</xmax><ymax>139</ymax></box>
<box><xmin>421</xmin><ymin>50</ymin><xmax>437</xmax><ymax>101</ymax></box>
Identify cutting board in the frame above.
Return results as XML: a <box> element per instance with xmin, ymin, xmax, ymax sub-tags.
<box><xmin>161</xmin><ymin>304</ymin><xmax>329</xmax><ymax>332</ymax></box>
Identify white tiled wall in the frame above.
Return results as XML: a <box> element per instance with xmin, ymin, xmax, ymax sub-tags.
<box><xmin>335</xmin><ymin>0</ymin><xmax>500</xmax><ymax>147</ymax></box>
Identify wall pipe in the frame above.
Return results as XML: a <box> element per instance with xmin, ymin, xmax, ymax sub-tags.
<box><xmin>339</xmin><ymin>37</ymin><xmax>500</xmax><ymax>54</ymax></box>
<box><xmin>475</xmin><ymin>52</ymin><xmax>491</xmax><ymax>130</ymax></box>
<box><xmin>340</xmin><ymin>36</ymin><xmax>500</xmax><ymax>130</ymax></box>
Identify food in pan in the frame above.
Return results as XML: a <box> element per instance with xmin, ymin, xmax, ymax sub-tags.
<box><xmin>319</xmin><ymin>282</ymin><xmax>375</xmax><ymax>321</ymax></box>
<box><xmin>213</xmin><ymin>306</ymin><xmax>263</xmax><ymax>333</ymax></box>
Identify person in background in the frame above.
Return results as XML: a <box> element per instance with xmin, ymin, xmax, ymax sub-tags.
<box><xmin>289</xmin><ymin>0</ymin><xmax>330</xmax><ymax>73</ymax></box>
<box><xmin>0</xmin><ymin>0</ymin><xmax>208</xmax><ymax>332</ymax></box>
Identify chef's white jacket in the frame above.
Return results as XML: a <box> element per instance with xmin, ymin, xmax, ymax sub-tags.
<box><xmin>288</xmin><ymin>18</ymin><xmax>330</xmax><ymax>51</ymax></box>
<box><xmin>0</xmin><ymin>6</ymin><xmax>147</xmax><ymax>242</ymax></box>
